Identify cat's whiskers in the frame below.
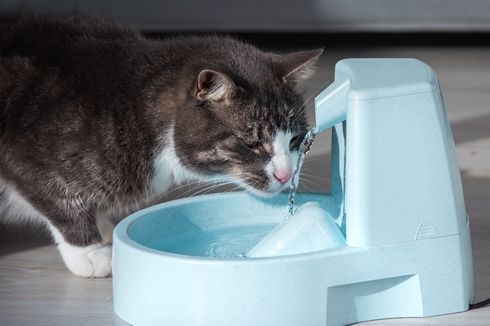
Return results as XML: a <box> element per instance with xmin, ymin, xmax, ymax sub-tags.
<box><xmin>149</xmin><ymin>178</ymin><xmax>247</xmax><ymax>222</ymax></box>
<box><xmin>160</xmin><ymin>180</ymin><xmax>208</xmax><ymax>197</ymax></box>
<box><xmin>189</xmin><ymin>183</ymin><xmax>237</xmax><ymax>197</ymax></box>
<box><xmin>299</xmin><ymin>167</ymin><xmax>329</xmax><ymax>182</ymax></box>
<box><xmin>171</xmin><ymin>179</ymin><xmax>239</xmax><ymax>200</ymax></box>
<box><xmin>297</xmin><ymin>175</ymin><xmax>328</xmax><ymax>193</ymax></box>
<box><xmin>298</xmin><ymin>176</ymin><xmax>325</xmax><ymax>191</ymax></box>
<box><xmin>168</xmin><ymin>183</ymin><xmax>212</xmax><ymax>200</ymax></box>
<box><xmin>299</xmin><ymin>168</ymin><xmax>329</xmax><ymax>180</ymax></box>
<box><xmin>302</xmin><ymin>158</ymin><xmax>330</xmax><ymax>163</ymax></box>
<box><xmin>296</xmin><ymin>180</ymin><xmax>315</xmax><ymax>193</ymax></box>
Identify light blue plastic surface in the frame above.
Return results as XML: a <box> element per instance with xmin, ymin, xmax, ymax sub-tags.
<box><xmin>247</xmin><ymin>202</ymin><xmax>345</xmax><ymax>257</ymax></box>
<box><xmin>113</xmin><ymin>59</ymin><xmax>474</xmax><ymax>326</ymax></box>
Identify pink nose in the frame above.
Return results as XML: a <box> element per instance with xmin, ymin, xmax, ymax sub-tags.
<box><xmin>273</xmin><ymin>170</ymin><xmax>292</xmax><ymax>184</ymax></box>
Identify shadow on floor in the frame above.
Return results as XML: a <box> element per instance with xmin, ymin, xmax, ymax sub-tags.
<box><xmin>0</xmin><ymin>222</ymin><xmax>52</xmax><ymax>257</ymax></box>
<box><xmin>452</xmin><ymin>113</ymin><xmax>490</xmax><ymax>145</ymax></box>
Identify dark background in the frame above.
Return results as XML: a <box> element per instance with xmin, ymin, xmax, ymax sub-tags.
<box><xmin>1</xmin><ymin>0</ymin><xmax>490</xmax><ymax>45</ymax></box>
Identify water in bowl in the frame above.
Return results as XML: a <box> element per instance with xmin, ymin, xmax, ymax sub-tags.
<box><xmin>156</xmin><ymin>224</ymin><xmax>274</xmax><ymax>258</ymax></box>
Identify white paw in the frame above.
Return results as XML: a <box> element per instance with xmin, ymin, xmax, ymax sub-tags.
<box><xmin>87</xmin><ymin>246</ymin><xmax>113</xmax><ymax>277</ymax></box>
<box><xmin>59</xmin><ymin>244</ymin><xmax>112</xmax><ymax>278</ymax></box>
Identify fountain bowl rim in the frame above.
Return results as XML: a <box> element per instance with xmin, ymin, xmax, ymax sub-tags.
<box><xmin>113</xmin><ymin>191</ymin><xmax>349</xmax><ymax>265</ymax></box>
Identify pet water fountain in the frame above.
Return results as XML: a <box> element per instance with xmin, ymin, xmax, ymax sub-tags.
<box><xmin>113</xmin><ymin>59</ymin><xmax>474</xmax><ymax>326</ymax></box>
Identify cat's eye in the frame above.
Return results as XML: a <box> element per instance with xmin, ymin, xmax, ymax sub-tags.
<box><xmin>242</xmin><ymin>138</ymin><xmax>258</xmax><ymax>149</ymax></box>
<box><xmin>289</xmin><ymin>134</ymin><xmax>304</xmax><ymax>150</ymax></box>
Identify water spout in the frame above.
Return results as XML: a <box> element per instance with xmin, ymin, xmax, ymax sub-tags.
<box><xmin>314</xmin><ymin>79</ymin><xmax>350</xmax><ymax>132</ymax></box>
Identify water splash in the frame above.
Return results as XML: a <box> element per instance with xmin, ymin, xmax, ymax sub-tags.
<box><xmin>159</xmin><ymin>225</ymin><xmax>273</xmax><ymax>258</ymax></box>
<box><xmin>286</xmin><ymin>128</ymin><xmax>318</xmax><ymax>217</ymax></box>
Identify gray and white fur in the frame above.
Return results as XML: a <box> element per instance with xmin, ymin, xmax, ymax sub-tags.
<box><xmin>0</xmin><ymin>15</ymin><xmax>322</xmax><ymax>277</ymax></box>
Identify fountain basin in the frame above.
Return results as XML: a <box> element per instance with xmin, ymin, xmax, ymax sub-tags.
<box><xmin>113</xmin><ymin>191</ymin><xmax>472</xmax><ymax>326</ymax></box>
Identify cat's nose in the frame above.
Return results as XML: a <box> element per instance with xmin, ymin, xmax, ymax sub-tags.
<box><xmin>273</xmin><ymin>169</ymin><xmax>292</xmax><ymax>184</ymax></box>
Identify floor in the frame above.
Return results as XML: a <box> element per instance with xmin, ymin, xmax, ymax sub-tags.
<box><xmin>1</xmin><ymin>43</ymin><xmax>490</xmax><ymax>325</ymax></box>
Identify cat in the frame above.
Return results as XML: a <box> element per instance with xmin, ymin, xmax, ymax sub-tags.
<box><xmin>0</xmin><ymin>15</ymin><xmax>322</xmax><ymax>277</ymax></box>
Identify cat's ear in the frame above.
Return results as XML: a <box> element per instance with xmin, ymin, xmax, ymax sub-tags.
<box><xmin>195</xmin><ymin>69</ymin><xmax>236</xmax><ymax>102</ymax></box>
<box><xmin>273</xmin><ymin>49</ymin><xmax>323</xmax><ymax>84</ymax></box>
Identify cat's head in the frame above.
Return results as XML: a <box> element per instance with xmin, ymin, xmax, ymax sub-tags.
<box><xmin>173</xmin><ymin>40</ymin><xmax>322</xmax><ymax>197</ymax></box>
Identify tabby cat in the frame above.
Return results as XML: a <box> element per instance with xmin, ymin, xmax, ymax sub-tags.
<box><xmin>0</xmin><ymin>15</ymin><xmax>322</xmax><ymax>277</ymax></box>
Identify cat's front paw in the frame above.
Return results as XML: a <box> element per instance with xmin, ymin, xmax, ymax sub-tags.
<box><xmin>60</xmin><ymin>244</ymin><xmax>112</xmax><ymax>278</ymax></box>
<box><xmin>86</xmin><ymin>246</ymin><xmax>112</xmax><ymax>277</ymax></box>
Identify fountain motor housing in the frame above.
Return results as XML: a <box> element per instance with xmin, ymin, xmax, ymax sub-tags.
<box><xmin>316</xmin><ymin>59</ymin><xmax>471</xmax><ymax>247</ymax></box>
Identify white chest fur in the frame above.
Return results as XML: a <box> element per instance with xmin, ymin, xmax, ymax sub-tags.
<box><xmin>151</xmin><ymin>126</ymin><xmax>198</xmax><ymax>195</ymax></box>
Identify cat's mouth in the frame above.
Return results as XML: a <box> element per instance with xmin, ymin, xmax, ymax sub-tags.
<box><xmin>222</xmin><ymin>162</ymin><xmax>295</xmax><ymax>198</ymax></box>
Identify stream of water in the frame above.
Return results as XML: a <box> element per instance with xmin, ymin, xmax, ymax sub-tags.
<box><xmin>286</xmin><ymin>128</ymin><xmax>318</xmax><ymax>217</ymax></box>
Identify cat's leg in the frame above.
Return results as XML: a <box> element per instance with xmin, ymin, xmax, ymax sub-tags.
<box><xmin>95</xmin><ymin>209</ymin><xmax>116</xmax><ymax>245</ymax></box>
<box><xmin>0</xmin><ymin>178</ymin><xmax>111</xmax><ymax>277</ymax></box>
<box><xmin>45</xmin><ymin>208</ymin><xmax>112</xmax><ymax>278</ymax></box>
<box><xmin>47</xmin><ymin>221</ymin><xmax>112</xmax><ymax>278</ymax></box>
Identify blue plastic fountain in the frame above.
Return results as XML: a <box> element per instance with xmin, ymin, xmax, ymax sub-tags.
<box><xmin>113</xmin><ymin>59</ymin><xmax>474</xmax><ymax>326</ymax></box>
